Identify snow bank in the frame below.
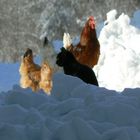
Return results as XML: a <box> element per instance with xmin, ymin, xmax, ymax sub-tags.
<box><xmin>0</xmin><ymin>73</ymin><xmax>140</xmax><ymax>140</ymax></box>
<box><xmin>95</xmin><ymin>9</ymin><xmax>140</xmax><ymax>91</ymax></box>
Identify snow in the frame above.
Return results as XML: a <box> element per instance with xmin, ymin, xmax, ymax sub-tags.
<box><xmin>0</xmin><ymin>63</ymin><xmax>20</xmax><ymax>92</ymax></box>
<box><xmin>0</xmin><ymin>73</ymin><xmax>140</xmax><ymax>139</ymax></box>
<box><xmin>94</xmin><ymin>9</ymin><xmax>140</xmax><ymax>91</ymax></box>
<box><xmin>0</xmin><ymin>10</ymin><xmax>140</xmax><ymax>140</ymax></box>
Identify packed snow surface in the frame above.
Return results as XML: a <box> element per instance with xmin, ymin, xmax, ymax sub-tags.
<box><xmin>0</xmin><ymin>73</ymin><xmax>140</xmax><ymax>140</ymax></box>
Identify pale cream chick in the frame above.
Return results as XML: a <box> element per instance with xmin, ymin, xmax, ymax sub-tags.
<box><xmin>39</xmin><ymin>62</ymin><xmax>53</xmax><ymax>95</ymax></box>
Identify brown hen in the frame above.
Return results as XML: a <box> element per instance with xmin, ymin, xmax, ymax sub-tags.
<box><xmin>63</xmin><ymin>16</ymin><xmax>100</xmax><ymax>68</ymax></box>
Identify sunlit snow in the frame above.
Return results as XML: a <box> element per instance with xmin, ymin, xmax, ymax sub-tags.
<box><xmin>94</xmin><ymin>9</ymin><xmax>140</xmax><ymax>91</ymax></box>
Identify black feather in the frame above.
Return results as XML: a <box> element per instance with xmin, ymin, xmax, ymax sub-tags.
<box><xmin>24</xmin><ymin>48</ymin><xmax>32</xmax><ymax>58</ymax></box>
<box><xmin>56</xmin><ymin>47</ymin><xmax>99</xmax><ymax>86</ymax></box>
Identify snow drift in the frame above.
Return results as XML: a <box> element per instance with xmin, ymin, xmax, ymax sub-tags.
<box><xmin>0</xmin><ymin>73</ymin><xmax>140</xmax><ymax>140</ymax></box>
<box><xmin>95</xmin><ymin>10</ymin><xmax>140</xmax><ymax>91</ymax></box>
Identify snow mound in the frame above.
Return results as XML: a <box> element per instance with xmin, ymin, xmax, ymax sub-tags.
<box><xmin>0</xmin><ymin>73</ymin><xmax>140</xmax><ymax>140</ymax></box>
<box><xmin>95</xmin><ymin>10</ymin><xmax>140</xmax><ymax>91</ymax></box>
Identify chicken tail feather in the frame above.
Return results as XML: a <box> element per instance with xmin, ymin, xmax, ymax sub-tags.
<box><xmin>63</xmin><ymin>33</ymin><xmax>72</xmax><ymax>49</ymax></box>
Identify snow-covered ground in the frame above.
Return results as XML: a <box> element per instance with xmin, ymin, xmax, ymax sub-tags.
<box><xmin>0</xmin><ymin>10</ymin><xmax>140</xmax><ymax>140</ymax></box>
<box><xmin>0</xmin><ymin>63</ymin><xmax>20</xmax><ymax>92</ymax></box>
<box><xmin>0</xmin><ymin>73</ymin><xmax>140</xmax><ymax>139</ymax></box>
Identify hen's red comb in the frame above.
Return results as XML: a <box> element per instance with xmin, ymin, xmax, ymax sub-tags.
<box><xmin>89</xmin><ymin>16</ymin><xmax>94</xmax><ymax>20</ymax></box>
<box><xmin>88</xmin><ymin>16</ymin><xmax>95</xmax><ymax>29</ymax></box>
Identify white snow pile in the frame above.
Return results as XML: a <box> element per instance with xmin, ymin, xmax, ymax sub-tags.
<box><xmin>0</xmin><ymin>73</ymin><xmax>140</xmax><ymax>140</ymax></box>
<box><xmin>95</xmin><ymin>9</ymin><xmax>140</xmax><ymax>91</ymax></box>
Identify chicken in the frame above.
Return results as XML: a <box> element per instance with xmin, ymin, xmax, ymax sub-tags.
<box><xmin>19</xmin><ymin>48</ymin><xmax>41</xmax><ymax>92</ymax></box>
<box><xmin>56</xmin><ymin>47</ymin><xmax>99</xmax><ymax>86</ymax></box>
<box><xmin>39</xmin><ymin>62</ymin><xmax>53</xmax><ymax>95</ymax></box>
<box><xmin>19</xmin><ymin>48</ymin><xmax>53</xmax><ymax>94</ymax></box>
<box><xmin>63</xmin><ymin>16</ymin><xmax>100</xmax><ymax>68</ymax></box>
